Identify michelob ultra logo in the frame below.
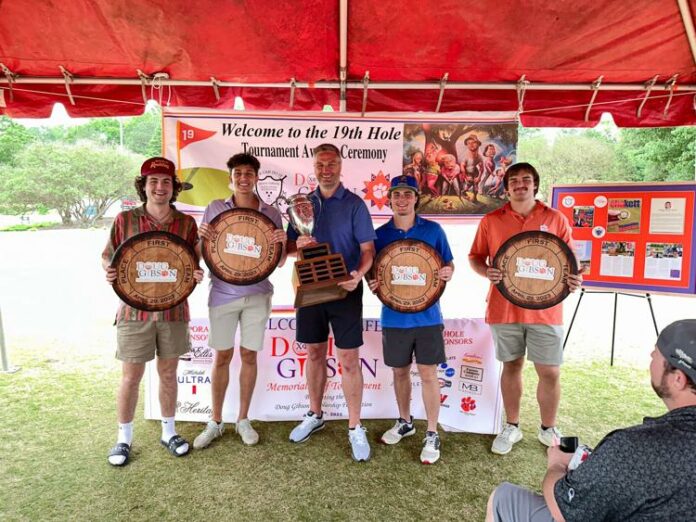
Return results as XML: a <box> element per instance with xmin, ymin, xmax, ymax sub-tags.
<box><xmin>514</xmin><ymin>257</ymin><xmax>555</xmax><ymax>281</ymax></box>
<box><xmin>224</xmin><ymin>233</ymin><xmax>262</xmax><ymax>259</ymax></box>
<box><xmin>391</xmin><ymin>265</ymin><xmax>426</xmax><ymax>286</ymax></box>
<box><xmin>135</xmin><ymin>261</ymin><xmax>177</xmax><ymax>283</ymax></box>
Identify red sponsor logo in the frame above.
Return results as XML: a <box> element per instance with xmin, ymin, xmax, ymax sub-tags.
<box><xmin>440</xmin><ymin>394</ymin><xmax>448</xmax><ymax>404</ymax></box>
<box><xmin>361</xmin><ymin>171</ymin><xmax>390</xmax><ymax>210</ymax></box>
<box><xmin>460</xmin><ymin>396</ymin><xmax>477</xmax><ymax>413</ymax></box>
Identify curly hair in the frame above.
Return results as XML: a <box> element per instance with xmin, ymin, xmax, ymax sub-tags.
<box><xmin>134</xmin><ymin>175</ymin><xmax>184</xmax><ymax>204</ymax></box>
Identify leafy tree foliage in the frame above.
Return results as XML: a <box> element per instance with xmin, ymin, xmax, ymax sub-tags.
<box><xmin>613</xmin><ymin>127</ymin><xmax>696</xmax><ymax>182</ymax></box>
<box><xmin>518</xmin><ymin>131</ymin><xmax>616</xmax><ymax>200</ymax></box>
<box><xmin>0</xmin><ymin>116</ymin><xmax>35</xmax><ymax>165</ymax></box>
<box><xmin>0</xmin><ymin>143</ymin><xmax>142</xmax><ymax>226</ymax></box>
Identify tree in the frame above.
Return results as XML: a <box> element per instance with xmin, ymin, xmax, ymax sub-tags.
<box><xmin>63</xmin><ymin>118</ymin><xmax>121</xmax><ymax>146</ymax></box>
<box><xmin>518</xmin><ymin>132</ymin><xmax>617</xmax><ymax>200</ymax></box>
<box><xmin>613</xmin><ymin>127</ymin><xmax>696</xmax><ymax>182</ymax></box>
<box><xmin>0</xmin><ymin>116</ymin><xmax>35</xmax><ymax>165</ymax></box>
<box><xmin>0</xmin><ymin>142</ymin><xmax>142</xmax><ymax>226</ymax></box>
<box><xmin>124</xmin><ymin>108</ymin><xmax>162</xmax><ymax>157</ymax></box>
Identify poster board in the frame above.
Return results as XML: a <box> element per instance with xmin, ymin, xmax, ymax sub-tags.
<box><xmin>551</xmin><ymin>182</ymin><xmax>696</xmax><ymax>296</ymax></box>
<box><xmin>145</xmin><ymin>316</ymin><xmax>503</xmax><ymax>435</ymax></box>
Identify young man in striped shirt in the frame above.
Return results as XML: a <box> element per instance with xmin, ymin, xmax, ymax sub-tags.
<box><xmin>102</xmin><ymin>157</ymin><xmax>203</xmax><ymax>466</ymax></box>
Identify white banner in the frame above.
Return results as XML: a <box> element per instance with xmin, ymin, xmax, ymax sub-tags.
<box><xmin>163</xmin><ymin>109</ymin><xmax>517</xmax><ymax>218</ymax></box>
<box><xmin>145</xmin><ymin>316</ymin><xmax>503</xmax><ymax>435</ymax></box>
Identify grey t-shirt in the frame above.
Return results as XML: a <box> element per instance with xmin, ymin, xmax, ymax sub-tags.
<box><xmin>554</xmin><ymin>406</ymin><xmax>696</xmax><ymax>521</ymax></box>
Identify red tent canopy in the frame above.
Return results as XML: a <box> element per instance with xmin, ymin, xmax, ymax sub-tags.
<box><xmin>1</xmin><ymin>0</ymin><xmax>695</xmax><ymax>126</ymax></box>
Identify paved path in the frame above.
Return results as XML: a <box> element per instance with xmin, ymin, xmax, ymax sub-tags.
<box><xmin>1</xmin><ymin>227</ymin><xmax>694</xmax><ymax>369</ymax></box>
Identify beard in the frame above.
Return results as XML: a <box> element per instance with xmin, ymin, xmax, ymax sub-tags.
<box><xmin>651</xmin><ymin>372</ymin><xmax>672</xmax><ymax>400</ymax></box>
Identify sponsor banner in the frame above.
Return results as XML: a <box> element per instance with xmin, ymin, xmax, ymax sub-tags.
<box><xmin>163</xmin><ymin>109</ymin><xmax>517</xmax><ymax>218</ymax></box>
<box><xmin>145</xmin><ymin>316</ymin><xmax>503</xmax><ymax>434</ymax></box>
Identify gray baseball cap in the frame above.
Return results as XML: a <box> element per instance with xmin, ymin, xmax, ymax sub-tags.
<box><xmin>656</xmin><ymin>319</ymin><xmax>696</xmax><ymax>382</ymax></box>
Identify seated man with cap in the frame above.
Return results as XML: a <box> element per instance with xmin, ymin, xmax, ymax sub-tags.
<box><xmin>367</xmin><ymin>175</ymin><xmax>454</xmax><ymax>464</ymax></box>
<box><xmin>486</xmin><ymin>319</ymin><xmax>696</xmax><ymax>521</ymax></box>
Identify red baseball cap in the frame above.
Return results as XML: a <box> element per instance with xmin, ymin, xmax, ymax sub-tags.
<box><xmin>141</xmin><ymin>157</ymin><xmax>176</xmax><ymax>177</ymax></box>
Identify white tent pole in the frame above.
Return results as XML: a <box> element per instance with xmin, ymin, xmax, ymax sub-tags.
<box><xmin>0</xmin><ymin>307</ymin><xmax>20</xmax><ymax>374</ymax></box>
<box><xmin>339</xmin><ymin>0</ymin><xmax>348</xmax><ymax>112</ymax></box>
<box><xmin>1</xmin><ymin>76</ymin><xmax>695</xmax><ymax>92</ymax></box>
<box><xmin>677</xmin><ymin>0</ymin><xmax>696</xmax><ymax>67</ymax></box>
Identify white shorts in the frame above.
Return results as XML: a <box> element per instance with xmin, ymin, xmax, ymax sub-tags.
<box><xmin>208</xmin><ymin>293</ymin><xmax>272</xmax><ymax>352</ymax></box>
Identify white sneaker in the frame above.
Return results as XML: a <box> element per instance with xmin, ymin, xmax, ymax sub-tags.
<box><xmin>381</xmin><ymin>417</ymin><xmax>416</xmax><ymax>445</ymax></box>
<box><xmin>420</xmin><ymin>432</ymin><xmax>441</xmax><ymax>464</ymax></box>
<box><xmin>538</xmin><ymin>426</ymin><xmax>562</xmax><ymax>447</ymax></box>
<box><xmin>491</xmin><ymin>423</ymin><xmax>523</xmax><ymax>455</ymax></box>
<box><xmin>348</xmin><ymin>425</ymin><xmax>371</xmax><ymax>462</ymax></box>
<box><xmin>193</xmin><ymin>420</ymin><xmax>224</xmax><ymax>450</ymax></box>
<box><xmin>289</xmin><ymin>411</ymin><xmax>325</xmax><ymax>443</ymax></box>
<box><xmin>236</xmin><ymin>418</ymin><xmax>259</xmax><ymax>446</ymax></box>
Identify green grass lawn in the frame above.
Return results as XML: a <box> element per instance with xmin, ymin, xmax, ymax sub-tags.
<box><xmin>0</xmin><ymin>350</ymin><xmax>664</xmax><ymax>521</ymax></box>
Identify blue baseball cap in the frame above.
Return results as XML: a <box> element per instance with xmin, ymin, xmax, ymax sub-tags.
<box><xmin>389</xmin><ymin>175</ymin><xmax>419</xmax><ymax>195</ymax></box>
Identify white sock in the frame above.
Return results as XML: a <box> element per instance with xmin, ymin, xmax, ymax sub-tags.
<box><xmin>161</xmin><ymin>416</ymin><xmax>177</xmax><ymax>442</ymax></box>
<box><xmin>108</xmin><ymin>422</ymin><xmax>133</xmax><ymax>466</ymax></box>
<box><xmin>161</xmin><ymin>417</ymin><xmax>188</xmax><ymax>455</ymax></box>
<box><xmin>117</xmin><ymin>422</ymin><xmax>133</xmax><ymax>445</ymax></box>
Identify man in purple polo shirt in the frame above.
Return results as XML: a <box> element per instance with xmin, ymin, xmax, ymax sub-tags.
<box><xmin>193</xmin><ymin>153</ymin><xmax>286</xmax><ymax>449</ymax></box>
<box><xmin>286</xmin><ymin>143</ymin><xmax>377</xmax><ymax>462</ymax></box>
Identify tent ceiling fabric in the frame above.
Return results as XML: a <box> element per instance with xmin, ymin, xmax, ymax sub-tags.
<box><xmin>1</xmin><ymin>0</ymin><xmax>695</xmax><ymax>126</ymax></box>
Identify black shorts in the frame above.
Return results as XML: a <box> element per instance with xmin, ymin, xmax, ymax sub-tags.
<box><xmin>382</xmin><ymin>325</ymin><xmax>446</xmax><ymax>367</ymax></box>
<box><xmin>295</xmin><ymin>283</ymin><xmax>363</xmax><ymax>349</ymax></box>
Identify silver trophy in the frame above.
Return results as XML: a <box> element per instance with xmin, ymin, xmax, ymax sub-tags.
<box><xmin>278</xmin><ymin>193</ymin><xmax>317</xmax><ymax>236</ymax></box>
<box><xmin>276</xmin><ymin>191</ymin><xmax>349</xmax><ymax>307</ymax></box>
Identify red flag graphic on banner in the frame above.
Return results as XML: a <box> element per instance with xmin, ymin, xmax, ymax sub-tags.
<box><xmin>177</xmin><ymin>121</ymin><xmax>217</xmax><ymax>150</ymax></box>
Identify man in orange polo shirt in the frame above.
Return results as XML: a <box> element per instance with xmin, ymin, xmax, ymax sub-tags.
<box><xmin>469</xmin><ymin>162</ymin><xmax>582</xmax><ymax>455</ymax></box>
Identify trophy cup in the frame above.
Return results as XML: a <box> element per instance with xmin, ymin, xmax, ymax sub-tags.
<box><xmin>280</xmin><ymin>193</ymin><xmax>351</xmax><ymax>308</ymax></box>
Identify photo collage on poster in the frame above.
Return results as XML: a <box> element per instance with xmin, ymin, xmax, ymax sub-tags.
<box><xmin>552</xmin><ymin>184</ymin><xmax>696</xmax><ymax>295</ymax></box>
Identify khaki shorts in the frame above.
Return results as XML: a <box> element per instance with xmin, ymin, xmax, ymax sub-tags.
<box><xmin>208</xmin><ymin>293</ymin><xmax>272</xmax><ymax>352</ymax></box>
<box><xmin>490</xmin><ymin>323</ymin><xmax>564</xmax><ymax>366</ymax></box>
<box><xmin>116</xmin><ymin>321</ymin><xmax>190</xmax><ymax>363</ymax></box>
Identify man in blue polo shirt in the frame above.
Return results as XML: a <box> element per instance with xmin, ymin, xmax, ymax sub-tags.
<box><xmin>367</xmin><ymin>175</ymin><xmax>454</xmax><ymax>464</ymax></box>
<box><xmin>286</xmin><ymin>143</ymin><xmax>377</xmax><ymax>462</ymax></box>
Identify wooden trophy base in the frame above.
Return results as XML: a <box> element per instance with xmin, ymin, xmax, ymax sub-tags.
<box><xmin>293</xmin><ymin>243</ymin><xmax>351</xmax><ymax>308</ymax></box>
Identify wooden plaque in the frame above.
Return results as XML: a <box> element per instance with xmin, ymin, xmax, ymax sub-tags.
<box><xmin>373</xmin><ymin>239</ymin><xmax>446</xmax><ymax>313</ymax></box>
<box><xmin>493</xmin><ymin>231</ymin><xmax>578</xmax><ymax>310</ymax></box>
<box><xmin>202</xmin><ymin>208</ymin><xmax>282</xmax><ymax>285</ymax></box>
<box><xmin>292</xmin><ymin>243</ymin><xmax>351</xmax><ymax>308</ymax></box>
<box><xmin>111</xmin><ymin>231</ymin><xmax>198</xmax><ymax>312</ymax></box>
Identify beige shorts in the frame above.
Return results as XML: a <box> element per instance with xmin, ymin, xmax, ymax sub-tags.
<box><xmin>116</xmin><ymin>321</ymin><xmax>190</xmax><ymax>363</ymax></box>
<box><xmin>208</xmin><ymin>293</ymin><xmax>272</xmax><ymax>352</ymax></box>
<box><xmin>490</xmin><ymin>323</ymin><xmax>564</xmax><ymax>366</ymax></box>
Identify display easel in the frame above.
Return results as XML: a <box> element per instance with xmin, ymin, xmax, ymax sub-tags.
<box><xmin>563</xmin><ymin>288</ymin><xmax>659</xmax><ymax>366</ymax></box>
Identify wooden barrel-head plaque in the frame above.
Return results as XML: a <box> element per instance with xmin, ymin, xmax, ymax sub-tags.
<box><xmin>202</xmin><ymin>208</ymin><xmax>282</xmax><ymax>285</ymax></box>
<box><xmin>111</xmin><ymin>231</ymin><xmax>198</xmax><ymax>312</ymax></box>
<box><xmin>374</xmin><ymin>239</ymin><xmax>446</xmax><ymax>313</ymax></box>
<box><xmin>493</xmin><ymin>231</ymin><xmax>578</xmax><ymax>310</ymax></box>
